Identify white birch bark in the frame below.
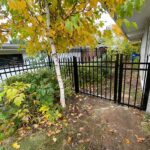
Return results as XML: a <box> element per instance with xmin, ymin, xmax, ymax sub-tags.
<box><xmin>45</xmin><ymin>0</ymin><xmax>66</xmax><ymax>107</ymax></box>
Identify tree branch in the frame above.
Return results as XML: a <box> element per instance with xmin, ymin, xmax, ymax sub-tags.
<box><xmin>64</xmin><ymin>1</ymin><xmax>89</xmax><ymax>20</ymax></box>
<box><xmin>57</xmin><ymin>0</ymin><xmax>65</xmax><ymax>18</ymax></box>
<box><xmin>24</xmin><ymin>0</ymin><xmax>43</xmax><ymax>26</ymax></box>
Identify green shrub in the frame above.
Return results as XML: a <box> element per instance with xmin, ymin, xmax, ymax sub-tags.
<box><xmin>0</xmin><ymin>68</ymin><xmax>73</xmax><ymax>140</ymax></box>
<box><xmin>0</xmin><ymin>82</ymin><xmax>30</xmax><ymax>139</ymax></box>
<box><xmin>5</xmin><ymin>68</ymin><xmax>73</xmax><ymax>101</ymax></box>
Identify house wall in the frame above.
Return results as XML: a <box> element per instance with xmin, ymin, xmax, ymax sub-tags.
<box><xmin>140</xmin><ymin>20</ymin><xmax>150</xmax><ymax>112</ymax></box>
<box><xmin>22</xmin><ymin>52</ymin><xmax>27</xmax><ymax>61</ymax></box>
<box><xmin>58</xmin><ymin>52</ymin><xmax>81</xmax><ymax>60</ymax></box>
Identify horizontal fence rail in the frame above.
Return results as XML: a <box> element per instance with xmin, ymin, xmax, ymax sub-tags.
<box><xmin>0</xmin><ymin>53</ymin><xmax>150</xmax><ymax>111</ymax></box>
<box><xmin>0</xmin><ymin>59</ymin><xmax>50</xmax><ymax>81</ymax></box>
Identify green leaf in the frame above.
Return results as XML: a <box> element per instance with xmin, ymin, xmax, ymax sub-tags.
<box><xmin>13</xmin><ymin>94</ymin><xmax>25</xmax><ymax>106</ymax></box>
<box><xmin>65</xmin><ymin>20</ymin><xmax>73</xmax><ymax>32</ymax></box>
<box><xmin>41</xmin><ymin>89</ymin><xmax>46</xmax><ymax>96</ymax></box>
<box><xmin>0</xmin><ymin>92</ymin><xmax>5</xmax><ymax>101</ymax></box>
<box><xmin>132</xmin><ymin>22</ymin><xmax>138</xmax><ymax>29</ymax></box>
<box><xmin>99</xmin><ymin>21</ymin><xmax>104</xmax><ymax>27</ymax></box>
<box><xmin>0</xmin><ymin>113</ymin><xmax>7</xmax><ymax>120</ymax></box>
<box><xmin>135</xmin><ymin>0</ymin><xmax>145</xmax><ymax>11</ymax></box>
<box><xmin>71</xmin><ymin>15</ymin><xmax>79</xmax><ymax>29</ymax></box>
<box><xmin>0</xmin><ymin>133</ymin><xmax>5</xmax><ymax>141</ymax></box>
<box><xmin>124</xmin><ymin>19</ymin><xmax>131</xmax><ymax>30</ymax></box>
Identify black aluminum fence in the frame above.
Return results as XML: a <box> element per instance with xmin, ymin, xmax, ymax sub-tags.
<box><xmin>0</xmin><ymin>58</ymin><xmax>51</xmax><ymax>81</ymax></box>
<box><xmin>72</xmin><ymin>54</ymin><xmax>150</xmax><ymax>110</ymax></box>
<box><xmin>0</xmin><ymin>54</ymin><xmax>150</xmax><ymax>111</ymax></box>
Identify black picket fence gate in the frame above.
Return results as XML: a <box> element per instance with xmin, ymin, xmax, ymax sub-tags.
<box><xmin>0</xmin><ymin>54</ymin><xmax>150</xmax><ymax>111</ymax></box>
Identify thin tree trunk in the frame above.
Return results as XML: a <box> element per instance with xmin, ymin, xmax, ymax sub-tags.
<box><xmin>45</xmin><ymin>0</ymin><xmax>66</xmax><ymax>107</ymax></box>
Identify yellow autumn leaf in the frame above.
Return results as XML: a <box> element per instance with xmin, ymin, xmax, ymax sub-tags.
<box><xmin>85</xmin><ymin>11</ymin><xmax>93</xmax><ymax>17</ymax></box>
<box><xmin>125</xmin><ymin>138</ymin><xmax>131</xmax><ymax>144</ymax></box>
<box><xmin>12</xmin><ymin>142</ymin><xmax>20</xmax><ymax>149</ymax></box>
<box><xmin>116</xmin><ymin>0</ymin><xmax>124</xmax><ymax>4</ymax></box>
<box><xmin>6</xmin><ymin>88</ymin><xmax>18</xmax><ymax>101</ymax></box>
<box><xmin>90</xmin><ymin>0</ymin><xmax>98</xmax><ymax>7</ymax></box>
<box><xmin>52</xmin><ymin>137</ymin><xmax>57</xmax><ymax>142</ymax></box>
<box><xmin>39</xmin><ymin>105</ymin><xmax>49</xmax><ymax>114</ymax></box>
<box><xmin>49</xmin><ymin>29</ymin><xmax>56</xmax><ymax>38</ymax></box>
<box><xmin>112</xmin><ymin>24</ymin><xmax>124</xmax><ymax>37</ymax></box>
<box><xmin>8</xmin><ymin>0</ymin><xmax>26</xmax><ymax>10</ymax></box>
<box><xmin>67</xmin><ymin>136</ymin><xmax>72</xmax><ymax>144</ymax></box>
<box><xmin>58</xmin><ymin>23</ymin><xmax>65</xmax><ymax>31</ymax></box>
<box><xmin>8</xmin><ymin>0</ymin><xmax>16</xmax><ymax>9</ymax></box>
<box><xmin>18</xmin><ymin>0</ymin><xmax>26</xmax><ymax>10</ymax></box>
<box><xmin>37</xmin><ymin>16</ymin><xmax>43</xmax><ymax>23</ymax></box>
<box><xmin>50</xmin><ymin>0</ymin><xmax>57</xmax><ymax>12</ymax></box>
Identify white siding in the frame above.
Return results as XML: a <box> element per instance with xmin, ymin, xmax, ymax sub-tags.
<box><xmin>140</xmin><ymin>21</ymin><xmax>150</xmax><ymax>112</ymax></box>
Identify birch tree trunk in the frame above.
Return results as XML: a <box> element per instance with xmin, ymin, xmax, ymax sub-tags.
<box><xmin>45</xmin><ymin>0</ymin><xmax>66</xmax><ymax>107</ymax></box>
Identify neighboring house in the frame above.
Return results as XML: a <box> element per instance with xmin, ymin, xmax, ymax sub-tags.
<box><xmin>0</xmin><ymin>44</ymin><xmax>107</xmax><ymax>63</ymax></box>
<box><xmin>58</xmin><ymin>46</ymin><xmax>107</xmax><ymax>60</ymax></box>
<box><xmin>121</xmin><ymin>0</ymin><xmax>150</xmax><ymax>112</ymax></box>
<box><xmin>0</xmin><ymin>44</ymin><xmax>26</xmax><ymax>66</ymax></box>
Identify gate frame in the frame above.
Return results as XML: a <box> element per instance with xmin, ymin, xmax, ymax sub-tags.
<box><xmin>72</xmin><ymin>55</ymin><xmax>150</xmax><ymax>111</ymax></box>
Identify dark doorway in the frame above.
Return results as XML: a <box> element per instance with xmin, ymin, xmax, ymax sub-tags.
<box><xmin>0</xmin><ymin>54</ymin><xmax>23</xmax><ymax>66</ymax></box>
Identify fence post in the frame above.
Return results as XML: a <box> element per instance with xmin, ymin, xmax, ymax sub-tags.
<box><xmin>118</xmin><ymin>54</ymin><xmax>123</xmax><ymax>104</ymax></box>
<box><xmin>142</xmin><ymin>63</ymin><xmax>150</xmax><ymax>110</ymax></box>
<box><xmin>114</xmin><ymin>54</ymin><xmax>119</xmax><ymax>102</ymax></box>
<box><xmin>80</xmin><ymin>47</ymin><xmax>84</xmax><ymax>64</ymax></box>
<box><xmin>73</xmin><ymin>56</ymin><xmax>79</xmax><ymax>93</ymax></box>
<box><xmin>48</xmin><ymin>54</ymin><xmax>51</xmax><ymax>68</ymax></box>
<box><xmin>95</xmin><ymin>47</ymin><xmax>98</xmax><ymax>57</ymax></box>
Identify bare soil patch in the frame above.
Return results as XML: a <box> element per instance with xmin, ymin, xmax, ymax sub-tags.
<box><xmin>2</xmin><ymin>94</ymin><xmax>150</xmax><ymax>150</ymax></box>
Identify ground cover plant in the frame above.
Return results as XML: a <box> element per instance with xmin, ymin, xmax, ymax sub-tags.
<box><xmin>0</xmin><ymin>68</ymin><xmax>73</xmax><ymax>141</ymax></box>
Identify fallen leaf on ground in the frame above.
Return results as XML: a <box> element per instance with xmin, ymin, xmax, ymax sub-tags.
<box><xmin>73</xmin><ymin>120</ymin><xmax>77</xmax><ymax>123</ymax></box>
<box><xmin>67</xmin><ymin>136</ymin><xmax>72</xmax><ymax>144</ymax></box>
<box><xmin>85</xmin><ymin>138</ymin><xmax>90</xmax><ymax>142</ymax></box>
<box><xmin>33</xmin><ymin>124</ymin><xmax>39</xmax><ymax>129</ymax></box>
<box><xmin>55</xmin><ymin>129</ymin><xmax>61</xmax><ymax>134</ymax></box>
<box><xmin>84</xmin><ymin>97</ymin><xmax>87</xmax><ymax>100</ymax></box>
<box><xmin>79</xmin><ymin>98</ymin><xmax>82</xmax><ymax>101</ymax></box>
<box><xmin>12</xmin><ymin>142</ymin><xmax>20</xmax><ymax>149</ymax></box>
<box><xmin>71</xmin><ymin>113</ymin><xmax>75</xmax><ymax>116</ymax></box>
<box><xmin>87</xmin><ymin>105</ymin><xmax>92</xmax><ymax>110</ymax></box>
<box><xmin>47</xmin><ymin>122</ymin><xmax>52</xmax><ymax>126</ymax></box>
<box><xmin>135</xmin><ymin>135</ymin><xmax>145</xmax><ymax>143</ymax></box>
<box><xmin>40</xmin><ymin>120</ymin><xmax>47</xmax><ymax>125</ymax></box>
<box><xmin>77</xmin><ymin>133</ymin><xmax>81</xmax><ymax>137</ymax></box>
<box><xmin>52</xmin><ymin>137</ymin><xmax>57</xmax><ymax>142</ymax></box>
<box><xmin>47</xmin><ymin>130</ymin><xmax>55</xmax><ymax>137</ymax></box>
<box><xmin>79</xmin><ymin>127</ymin><xmax>84</xmax><ymax>132</ymax></box>
<box><xmin>78</xmin><ymin>139</ymin><xmax>84</xmax><ymax>143</ymax></box>
<box><xmin>78</xmin><ymin>113</ymin><xmax>83</xmax><ymax>117</ymax></box>
<box><xmin>109</xmin><ymin>129</ymin><xmax>117</xmax><ymax>133</ymax></box>
<box><xmin>125</xmin><ymin>138</ymin><xmax>131</xmax><ymax>144</ymax></box>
